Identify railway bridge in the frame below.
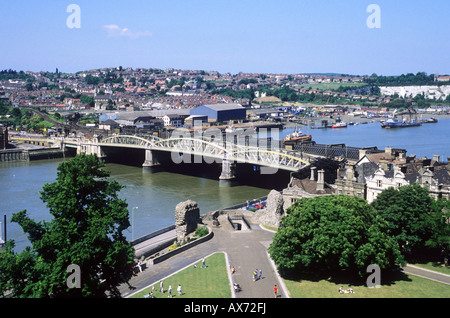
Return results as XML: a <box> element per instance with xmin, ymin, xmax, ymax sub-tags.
<box><xmin>61</xmin><ymin>134</ymin><xmax>311</xmax><ymax>181</ymax></box>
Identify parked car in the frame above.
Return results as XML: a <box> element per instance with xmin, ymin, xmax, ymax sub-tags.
<box><xmin>254</xmin><ymin>202</ymin><xmax>266</xmax><ymax>209</ymax></box>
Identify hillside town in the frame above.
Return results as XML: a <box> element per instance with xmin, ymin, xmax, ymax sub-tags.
<box><xmin>2</xmin><ymin>67</ymin><xmax>450</xmax><ymax>206</ymax></box>
<box><xmin>1</xmin><ymin>67</ymin><xmax>450</xmax><ymax>139</ymax></box>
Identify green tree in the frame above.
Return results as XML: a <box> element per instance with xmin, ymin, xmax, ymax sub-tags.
<box><xmin>0</xmin><ymin>154</ymin><xmax>135</xmax><ymax>298</ymax></box>
<box><xmin>269</xmin><ymin>195</ymin><xmax>403</xmax><ymax>277</ymax></box>
<box><xmin>371</xmin><ymin>183</ymin><xmax>435</xmax><ymax>255</ymax></box>
<box><xmin>426</xmin><ymin>198</ymin><xmax>450</xmax><ymax>253</ymax></box>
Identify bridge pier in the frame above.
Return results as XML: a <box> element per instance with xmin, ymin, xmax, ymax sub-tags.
<box><xmin>76</xmin><ymin>138</ymin><xmax>106</xmax><ymax>158</ymax></box>
<box><xmin>219</xmin><ymin>157</ymin><xmax>237</xmax><ymax>186</ymax></box>
<box><xmin>142</xmin><ymin>148</ymin><xmax>159</xmax><ymax>167</ymax></box>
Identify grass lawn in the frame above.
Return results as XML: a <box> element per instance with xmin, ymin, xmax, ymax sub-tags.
<box><xmin>130</xmin><ymin>252</ymin><xmax>231</xmax><ymax>298</ymax></box>
<box><xmin>128</xmin><ymin>250</ymin><xmax>448</xmax><ymax>299</ymax></box>
<box><xmin>282</xmin><ymin>269</ymin><xmax>450</xmax><ymax>298</ymax></box>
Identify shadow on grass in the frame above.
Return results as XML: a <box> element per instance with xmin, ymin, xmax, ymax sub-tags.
<box><xmin>279</xmin><ymin>267</ymin><xmax>412</xmax><ymax>287</ymax></box>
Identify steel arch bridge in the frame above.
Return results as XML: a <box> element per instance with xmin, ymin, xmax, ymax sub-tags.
<box><xmin>95</xmin><ymin>134</ymin><xmax>310</xmax><ymax>172</ymax></box>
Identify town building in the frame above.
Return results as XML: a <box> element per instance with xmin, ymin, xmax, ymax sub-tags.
<box><xmin>335</xmin><ymin>146</ymin><xmax>450</xmax><ymax>203</ymax></box>
<box><xmin>282</xmin><ymin>159</ymin><xmax>340</xmax><ymax>211</ymax></box>
<box><xmin>366</xmin><ymin>157</ymin><xmax>450</xmax><ymax>202</ymax></box>
<box><xmin>162</xmin><ymin>114</ymin><xmax>185</xmax><ymax>128</ymax></box>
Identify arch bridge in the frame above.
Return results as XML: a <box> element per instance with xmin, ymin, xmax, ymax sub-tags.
<box><xmin>63</xmin><ymin>134</ymin><xmax>310</xmax><ymax>180</ymax></box>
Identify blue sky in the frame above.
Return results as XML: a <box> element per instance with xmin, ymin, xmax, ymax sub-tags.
<box><xmin>0</xmin><ymin>0</ymin><xmax>449</xmax><ymax>75</ymax></box>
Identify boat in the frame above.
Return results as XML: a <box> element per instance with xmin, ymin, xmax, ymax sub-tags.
<box><xmin>421</xmin><ymin>117</ymin><xmax>438</xmax><ymax>124</ymax></box>
<box><xmin>380</xmin><ymin>118</ymin><xmax>421</xmax><ymax>128</ymax></box>
<box><xmin>283</xmin><ymin>129</ymin><xmax>312</xmax><ymax>142</ymax></box>
<box><xmin>331</xmin><ymin>122</ymin><xmax>347</xmax><ymax>128</ymax></box>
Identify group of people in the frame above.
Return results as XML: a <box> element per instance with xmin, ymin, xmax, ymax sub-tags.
<box><xmin>338</xmin><ymin>286</ymin><xmax>355</xmax><ymax>294</ymax></box>
<box><xmin>252</xmin><ymin>268</ymin><xmax>263</xmax><ymax>281</ymax></box>
<box><xmin>145</xmin><ymin>280</ymin><xmax>183</xmax><ymax>298</ymax></box>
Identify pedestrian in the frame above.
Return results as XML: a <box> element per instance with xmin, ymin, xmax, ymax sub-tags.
<box><xmin>136</xmin><ymin>260</ymin><xmax>143</xmax><ymax>272</ymax></box>
<box><xmin>273</xmin><ymin>284</ymin><xmax>278</xmax><ymax>298</ymax></box>
<box><xmin>259</xmin><ymin>268</ymin><xmax>262</xmax><ymax>280</ymax></box>
<box><xmin>168</xmin><ymin>285</ymin><xmax>172</xmax><ymax>298</ymax></box>
<box><xmin>252</xmin><ymin>270</ymin><xmax>257</xmax><ymax>281</ymax></box>
<box><xmin>201</xmin><ymin>257</ymin><xmax>206</xmax><ymax>268</ymax></box>
<box><xmin>160</xmin><ymin>280</ymin><xmax>164</xmax><ymax>293</ymax></box>
<box><xmin>177</xmin><ymin>284</ymin><xmax>182</xmax><ymax>296</ymax></box>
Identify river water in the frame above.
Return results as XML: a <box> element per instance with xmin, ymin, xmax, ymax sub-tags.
<box><xmin>1</xmin><ymin>117</ymin><xmax>449</xmax><ymax>252</ymax></box>
<box><xmin>281</xmin><ymin>117</ymin><xmax>450</xmax><ymax>160</ymax></box>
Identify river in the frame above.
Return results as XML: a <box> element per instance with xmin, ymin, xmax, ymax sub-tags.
<box><xmin>281</xmin><ymin>117</ymin><xmax>450</xmax><ymax>160</ymax></box>
<box><xmin>0</xmin><ymin>159</ymin><xmax>270</xmax><ymax>252</ymax></box>
<box><xmin>1</xmin><ymin>117</ymin><xmax>450</xmax><ymax>252</ymax></box>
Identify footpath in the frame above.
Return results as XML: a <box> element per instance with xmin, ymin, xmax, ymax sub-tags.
<box><xmin>120</xmin><ymin>215</ymin><xmax>450</xmax><ymax>298</ymax></box>
<box><xmin>402</xmin><ymin>264</ymin><xmax>450</xmax><ymax>285</ymax></box>
<box><xmin>120</xmin><ymin>215</ymin><xmax>289</xmax><ymax>298</ymax></box>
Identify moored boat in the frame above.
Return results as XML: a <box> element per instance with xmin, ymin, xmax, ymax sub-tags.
<box><xmin>421</xmin><ymin>117</ymin><xmax>438</xmax><ymax>124</ymax></box>
<box><xmin>283</xmin><ymin>129</ymin><xmax>312</xmax><ymax>142</ymax></box>
<box><xmin>380</xmin><ymin>118</ymin><xmax>421</xmax><ymax>128</ymax></box>
<box><xmin>331</xmin><ymin>122</ymin><xmax>347</xmax><ymax>128</ymax></box>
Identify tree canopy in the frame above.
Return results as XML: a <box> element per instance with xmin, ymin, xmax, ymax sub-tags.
<box><xmin>269</xmin><ymin>195</ymin><xmax>404</xmax><ymax>277</ymax></box>
<box><xmin>0</xmin><ymin>154</ymin><xmax>135</xmax><ymax>298</ymax></box>
<box><xmin>370</xmin><ymin>183</ymin><xmax>436</xmax><ymax>255</ymax></box>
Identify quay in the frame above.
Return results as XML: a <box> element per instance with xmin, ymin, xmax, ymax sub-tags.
<box><xmin>0</xmin><ymin>147</ymin><xmax>67</xmax><ymax>162</ymax></box>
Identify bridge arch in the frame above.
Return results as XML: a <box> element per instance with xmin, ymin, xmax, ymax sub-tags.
<box><xmin>95</xmin><ymin>134</ymin><xmax>310</xmax><ymax>172</ymax></box>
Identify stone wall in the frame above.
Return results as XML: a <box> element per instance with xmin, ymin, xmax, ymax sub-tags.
<box><xmin>254</xmin><ymin>189</ymin><xmax>285</xmax><ymax>227</ymax></box>
<box><xmin>175</xmin><ymin>200</ymin><xmax>201</xmax><ymax>242</ymax></box>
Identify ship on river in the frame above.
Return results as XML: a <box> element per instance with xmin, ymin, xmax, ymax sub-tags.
<box><xmin>380</xmin><ymin>118</ymin><xmax>422</xmax><ymax>128</ymax></box>
<box><xmin>283</xmin><ymin>129</ymin><xmax>312</xmax><ymax>142</ymax></box>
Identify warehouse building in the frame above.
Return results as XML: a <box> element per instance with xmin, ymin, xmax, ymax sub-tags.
<box><xmin>189</xmin><ymin>103</ymin><xmax>246</xmax><ymax>123</ymax></box>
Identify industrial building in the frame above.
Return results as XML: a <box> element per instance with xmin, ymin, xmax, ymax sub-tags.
<box><xmin>189</xmin><ymin>103</ymin><xmax>246</xmax><ymax>123</ymax></box>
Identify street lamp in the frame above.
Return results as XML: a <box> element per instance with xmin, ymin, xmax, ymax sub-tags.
<box><xmin>131</xmin><ymin>206</ymin><xmax>138</xmax><ymax>242</ymax></box>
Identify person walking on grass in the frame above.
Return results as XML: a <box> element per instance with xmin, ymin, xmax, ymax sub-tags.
<box><xmin>177</xmin><ymin>284</ymin><xmax>182</xmax><ymax>296</ymax></box>
<box><xmin>201</xmin><ymin>257</ymin><xmax>206</xmax><ymax>268</ymax></box>
<box><xmin>168</xmin><ymin>285</ymin><xmax>172</xmax><ymax>298</ymax></box>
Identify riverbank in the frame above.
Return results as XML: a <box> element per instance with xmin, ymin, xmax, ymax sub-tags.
<box><xmin>0</xmin><ymin>146</ymin><xmax>69</xmax><ymax>163</ymax></box>
<box><xmin>284</xmin><ymin>113</ymin><xmax>450</xmax><ymax>127</ymax></box>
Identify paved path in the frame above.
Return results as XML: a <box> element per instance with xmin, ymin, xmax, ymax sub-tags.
<box><xmin>120</xmin><ymin>215</ymin><xmax>288</xmax><ymax>298</ymax></box>
<box><xmin>120</xmin><ymin>216</ymin><xmax>450</xmax><ymax>298</ymax></box>
<box><xmin>402</xmin><ymin>264</ymin><xmax>450</xmax><ymax>285</ymax></box>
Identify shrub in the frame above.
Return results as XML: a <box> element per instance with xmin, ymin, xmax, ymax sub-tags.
<box><xmin>195</xmin><ymin>226</ymin><xmax>209</xmax><ymax>238</ymax></box>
